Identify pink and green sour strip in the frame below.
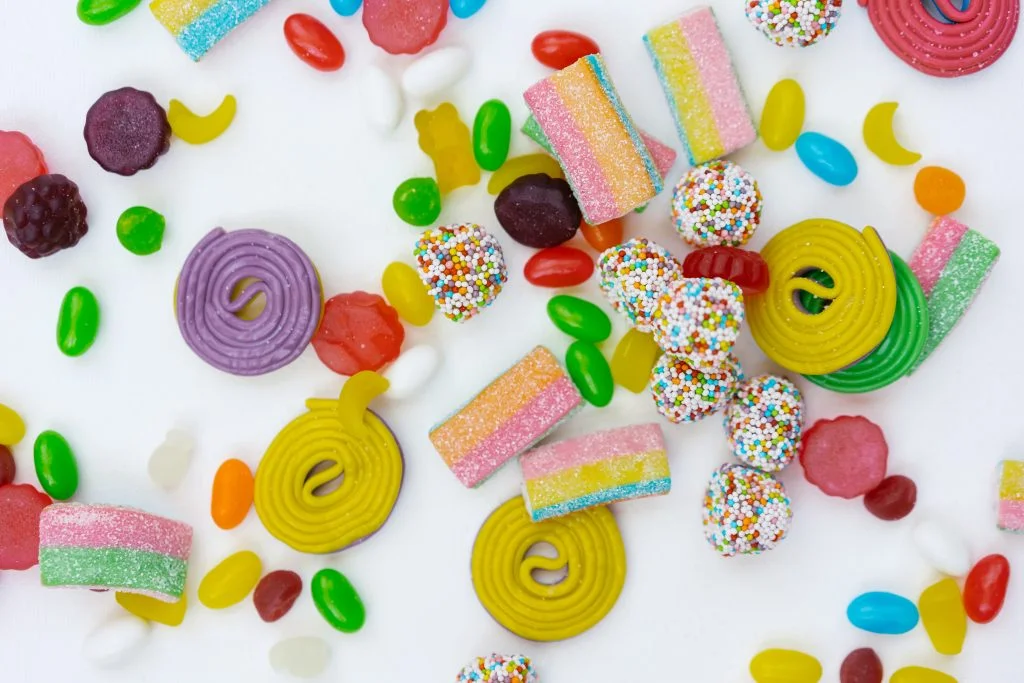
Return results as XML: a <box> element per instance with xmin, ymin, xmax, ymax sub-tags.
<box><xmin>39</xmin><ymin>504</ymin><xmax>192</xmax><ymax>602</ymax></box>
<box><xmin>997</xmin><ymin>460</ymin><xmax>1024</xmax><ymax>532</ymax></box>
<box><xmin>908</xmin><ymin>216</ymin><xmax>1000</xmax><ymax>370</ymax></box>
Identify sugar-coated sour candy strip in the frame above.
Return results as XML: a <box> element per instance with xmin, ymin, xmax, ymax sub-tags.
<box><xmin>520</xmin><ymin>423</ymin><xmax>670</xmax><ymax>522</ymax></box>
<box><xmin>644</xmin><ymin>6</ymin><xmax>757</xmax><ymax>165</ymax></box>
<box><xmin>996</xmin><ymin>460</ymin><xmax>1024</xmax><ymax>533</ymax></box>
<box><xmin>430</xmin><ymin>346</ymin><xmax>582</xmax><ymax>488</ymax></box>
<box><xmin>523</xmin><ymin>54</ymin><xmax>663</xmax><ymax>225</ymax></box>
<box><xmin>38</xmin><ymin>503</ymin><xmax>192</xmax><ymax>602</ymax></box>
<box><xmin>150</xmin><ymin>0</ymin><xmax>273</xmax><ymax>61</ymax></box>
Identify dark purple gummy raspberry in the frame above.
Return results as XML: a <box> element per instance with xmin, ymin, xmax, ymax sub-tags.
<box><xmin>3</xmin><ymin>174</ymin><xmax>88</xmax><ymax>259</ymax></box>
<box><xmin>84</xmin><ymin>86</ymin><xmax>171</xmax><ymax>176</ymax></box>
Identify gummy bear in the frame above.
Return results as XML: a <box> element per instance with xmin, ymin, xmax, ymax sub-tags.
<box><xmin>414</xmin><ymin>103</ymin><xmax>480</xmax><ymax>194</ymax></box>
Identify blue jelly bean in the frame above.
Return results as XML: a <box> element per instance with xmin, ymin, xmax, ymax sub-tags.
<box><xmin>795</xmin><ymin>131</ymin><xmax>858</xmax><ymax>186</ymax></box>
<box><xmin>330</xmin><ymin>0</ymin><xmax>362</xmax><ymax>16</ymax></box>
<box><xmin>450</xmin><ymin>0</ymin><xmax>487</xmax><ymax>18</ymax></box>
<box><xmin>847</xmin><ymin>591</ymin><xmax>920</xmax><ymax>634</ymax></box>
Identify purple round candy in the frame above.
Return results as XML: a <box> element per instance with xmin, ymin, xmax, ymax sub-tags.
<box><xmin>84</xmin><ymin>87</ymin><xmax>171</xmax><ymax>176</ymax></box>
<box><xmin>176</xmin><ymin>228</ymin><xmax>322</xmax><ymax>376</ymax></box>
<box><xmin>494</xmin><ymin>173</ymin><xmax>582</xmax><ymax>248</ymax></box>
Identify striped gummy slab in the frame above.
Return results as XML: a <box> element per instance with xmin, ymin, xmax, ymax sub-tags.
<box><xmin>150</xmin><ymin>0</ymin><xmax>273</xmax><ymax>61</ymax></box>
<box><xmin>430</xmin><ymin>346</ymin><xmax>582</xmax><ymax>488</ymax></box>
<box><xmin>520</xmin><ymin>423</ymin><xmax>671</xmax><ymax>522</ymax></box>
<box><xmin>643</xmin><ymin>6</ymin><xmax>756</xmax><ymax>165</ymax></box>
<box><xmin>997</xmin><ymin>460</ymin><xmax>1024</xmax><ymax>533</ymax></box>
<box><xmin>524</xmin><ymin>54</ymin><xmax>662</xmax><ymax>225</ymax></box>
<box><xmin>39</xmin><ymin>547</ymin><xmax>188</xmax><ymax>601</ymax></box>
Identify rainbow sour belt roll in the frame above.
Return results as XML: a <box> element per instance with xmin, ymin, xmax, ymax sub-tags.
<box><xmin>150</xmin><ymin>0</ymin><xmax>273</xmax><ymax>61</ymax></box>
<box><xmin>39</xmin><ymin>504</ymin><xmax>192</xmax><ymax>602</ymax></box>
<box><xmin>644</xmin><ymin>6</ymin><xmax>757</xmax><ymax>165</ymax></box>
<box><xmin>520</xmin><ymin>423</ymin><xmax>671</xmax><ymax>522</ymax></box>
<box><xmin>430</xmin><ymin>346</ymin><xmax>583</xmax><ymax>488</ymax></box>
<box><xmin>908</xmin><ymin>216</ymin><xmax>999</xmax><ymax>371</ymax></box>
<box><xmin>523</xmin><ymin>54</ymin><xmax>663</xmax><ymax>225</ymax></box>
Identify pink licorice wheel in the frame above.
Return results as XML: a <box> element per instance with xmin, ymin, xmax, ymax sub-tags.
<box><xmin>860</xmin><ymin>0</ymin><xmax>1019</xmax><ymax>78</ymax></box>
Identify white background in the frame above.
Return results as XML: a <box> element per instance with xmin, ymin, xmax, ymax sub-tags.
<box><xmin>0</xmin><ymin>0</ymin><xmax>1021</xmax><ymax>680</ymax></box>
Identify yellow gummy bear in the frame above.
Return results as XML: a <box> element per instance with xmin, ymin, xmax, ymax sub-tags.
<box><xmin>197</xmin><ymin>550</ymin><xmax>262</xmax><ymax>609</ymax></box>
<box><xmin>382</xmin><ymin>261</ymin><xmax>434</xmax><ymax>326</ymax></box>
<box><xmin>890</xmin><ymin>666</ymin><xmax>958</xmax><ymax>683</ymax></box>
<box><xmin>486</xmin><ymin>153</ymin><xmax>564</xmax><ymax>194</ymax></box>
<box><xmin>414</xmin><ymin>103</ymin><xmax>480</xmax><ymax>194</ymax></box>
<box><xmin>116</xmin><ymin>591</ymin><xmax>188</xmax><ymax>627</ymax></box>
<box><xmin>167</xmin><ymin>95</ymin><xmax>237</xmax><ymax>145</ymax></box>
<box><xmin>918</xmin><ymin>578</ymin><xmax>967</xmax><ymax>655</ymax></box>
<box><xmin>749</xmin><ymin>648</ymin><xmax>823</xmax><ymax>683</ymax></box>
<box><xmin>610</xmin><ymin>329</ymin><xmax>662</xmax><ymax>394</ymax></box>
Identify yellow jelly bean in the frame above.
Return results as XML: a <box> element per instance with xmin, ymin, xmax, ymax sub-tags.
<box><xmin>116</xmin><ymin>591</ymin><xmax>188</xmax><ymax>627</ymax></box>
<box><xmin>487</xmin><ymin>153</ymin><xmax>565</xmax><ymax>194</ymax></box>
<box><xmin>760</xmin><ymin>79</ymin><xmax>805</xmax><ymax>152</ymax></box>
<box><xmin>0</xmin><ymin>402</ymin><xmax>26</xmax><ymax>445</ymax></box>
<box><xmin>918</xmin><ymin>578</ymin><xmax>967</xmax><ymax>655</ymax></box>
<box><xmin>750</xmin><ymin>648</ymin><xmax>823</xmax><ymax>683</ymax></box>
<box><xmin>610</xmin><ymin>329</ymin><xmax>662</xmax><ymax>393</ymax></box>
<box><xmin>197</xmin><ymin>550</ymin><xmax>262</xmax><ymax>609</ymax></box>
<box><xmin>890</xmin><ymin>666</ymin><xmax>958</xmax><ymax>683</ymax></box>
<box><xmin>382</xmin><ymin>261</ymin><xmax>434</xmax><ymax>326</ymax></box>
<box><xmin>167</xmin><ymin>95</ymin><xmax>237</xmax><ymax>145</ymax></box>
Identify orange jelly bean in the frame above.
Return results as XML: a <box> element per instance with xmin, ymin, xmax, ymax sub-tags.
<box><xmin>914</xmin><ymin>166</ymin><xmax>965</xmax><ymax>215</ymax></box>
<box><xmin>580</xmin><ymin>217</ymin><xmax>624</xmax><ymax>252</ymax></box>
<box><xmin>211</xmin><ymin>458</ymin><xmax>254</xmax><ymax>530</ymax></box>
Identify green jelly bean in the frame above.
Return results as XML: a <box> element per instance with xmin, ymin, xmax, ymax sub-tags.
<box><xmin>565</xmin><ymin>341</ymin><xmax>614</xmax><ymax>407</ymax></box>
<box><xmin>547</xmin><ymin>295</ymin><xmax>611</xmax><ymax>343</ymax></box>
<box><xmin>77</xmin><ymin>0</ymin><xmax>142</xmax><ymax>25</ymax></box>
<box><xmin>57</xmin><ymin>286</ymin><xmax>100</xmax><ymax>357</ymax></box>
<box><xmin>116</xmin><ymin>206</ymin><xmax>165</xmax><ymax>255</ymax></box>
<box><xmin>393</xmin><ymin>177</ymin><xmax>442</xmax><ymax>227</ymax></box>
<box><xmin>311</xmin><ymin>568</ymin><xmax>365</xmax><ymax>633</ymax></box>
<box><xmin>34</xmin><ymin>430</ymin><xmax>78</xmax><ymax>500</ymax></box>
<box><xmin>472</xmin><ymin>99</ymin><xmax>512</xmax><ymax>172</ymax></box>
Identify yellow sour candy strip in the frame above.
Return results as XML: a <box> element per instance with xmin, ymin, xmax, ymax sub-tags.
<box><xmin>746</xmin><ymin>218</ymin><xmax>897</xmax><ymax>375</ymax></box>
<box><xmin>253</xmin><ymin>373</ymin><xmax>403</xmax><ymax>554</ymax></box>
<box><xmin>471</xmin><ymin>497</ymin><xmax>626</xmax><ymax>642</ymax></box>
<box><xmin>167</xmin><ymin>95</ymin><xmax>237</xmax><ymax>144</ymax></box>
<box><xmin>150</xmin><ymin>0</ymin><xmax>218</xmax><ymax>35</ymax></box>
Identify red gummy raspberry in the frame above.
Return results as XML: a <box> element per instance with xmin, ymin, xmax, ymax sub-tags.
<box><xmin>800</xmin><ymin>415</ymin><xmax>888</xmax><ymax>499</ymax></box>
<box><xmin>313</xmin><ymin>292</ymin><xmax>405</xmax><ymax>376</ymax></box>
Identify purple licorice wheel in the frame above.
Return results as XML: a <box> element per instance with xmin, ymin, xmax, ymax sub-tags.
<box><xmin>176</xmin><ymin>228</ymin><xmax>322</xmax><ymax>376</ymax></box>
<box><xmin>84</xmin><ymin>87</ymin><xmax>171</xmax><ymax>175</ymax></box>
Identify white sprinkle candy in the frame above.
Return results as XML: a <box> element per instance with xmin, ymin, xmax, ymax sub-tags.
<box><xmin>913</xmin><ymin>518</ymin><xmax>971</xmax><ymax>577</ymax></box>
<box><xmin>83</xmin><ymin>614</ymin><xmax>150</xmax><ymax>668</ymax></box>
<box><xmin>401</xmin><ymin>46</ymin><xmax>471</xmax><ymax>100</ymax></box>
<box><xmin>359</xmin><ymin>64</ymin><xmax>404</xmax><ymax>133</ymax></box>
<box><xmin>384</xmin><ymin>345</ymin><xmax>441</xmax><ymax>400</ymax></box>
<box><xmin>269</xmin><ymin>636</ymin><xmax>331</xmax><ymax>679</ymax></box>
<box><xmin>148</xmin><ymin>429</ymin><xmax>194</xmax><ymax>491</ymax></box>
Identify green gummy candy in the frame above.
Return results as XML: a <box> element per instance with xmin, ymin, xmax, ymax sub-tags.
<box><xmin>117</xmin><ymin>206</ymin><xmax>165</xmax><ymax>255</ymax></box>
<box><xmin>57</xmin><ymin>286</ymin><xmax>100</xmax><ymax>357</ymax></box>
<box><xmin>77</xmin><ymin>0</ymin><xmax>142</xmax><ymax>25</ymax></box>
<box><xmin>393</xmin><ymin>177</ymin><xmax>441</xmax><ymax>227</ymax></box>
<box><xmin>311</xmin><ymin>568</ymin><xmax>366</xmax><ymax>633</ymax></box>
<box><xmin>33</xmin><ymin>430</ymin><xmax>78</xmax><ymax>500</ymax></box>
<box><xmin>473</xmin><ymin>99</ymin><xmax>512</xmax><ymax>172</ymax></box>
<box><xmin>566</xmin><ymin>341</ymin><xmax>614</xmax><ymax>407</ymax></box>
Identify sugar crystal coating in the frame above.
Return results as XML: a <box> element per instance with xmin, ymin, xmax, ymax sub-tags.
<box><xmin>745</xmin><ymin>0</ymin><xmax>842</xmax><ymax>47</ymax></box>
<box><xmin>414</xmin><ymin>223</ymin><xmax>507</xmax><ymax>323</ymax></box>
<box><xmin>456</xmin><ymin>654</ymin><xmax>538</xmax><ymax>682</ymax></box>
<box><xmin>725</xmin><ymin>374</ymin><xmax>804</xmax><ymax>472</ymax></box>
<box><xmin>651</xmin><ymin>354</ymin><xmax>741</xmax><ymax>423</ymax></box>
<box><xmin>653</xmin><ymin>277</ymin><xmax>744</xmax><ymax>367</ymax></box>
<box><xmin>598</xmin><ymin>238</ymin><xmax>682</xmax><ymax>332</ymax></box>
<box><xmin>671</xmin><ymin>161</ymin><xmax>762</xmax><ymax>247</ymax></box>
<box><xmin>703</xmin><ymin>463</ymin><xmax>792</xmax><ymax>557</ymax></box>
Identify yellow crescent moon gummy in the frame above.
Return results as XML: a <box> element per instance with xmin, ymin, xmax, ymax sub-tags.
<box><xmin>471</xmin><ymin>496</ymin><xmax>626</xmax><ymax>642</ymax></box>
<box><xmin>254</xmin><ymin>372</ymin><xmax>404</xmax><ymax>553</ymax></box>
<box><xmin>747</xmin><ymin>219</ymin><xmax>897</xmax><ymax>375</ymax></box>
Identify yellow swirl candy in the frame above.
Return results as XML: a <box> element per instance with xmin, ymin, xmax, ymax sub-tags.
<box><xmin>471</xmin><ymin>496</ymin><xmax>626</xmax><ymax>642</ymax></box>
<box><xmin>747</xmin><ymin>219</ymin><xmax>897</xmax><ymax>375</ymax></box>
<box><xmin>254</xmin><ymin>372</ymin><xmax>403</xmax><ymax>554</ymax></box>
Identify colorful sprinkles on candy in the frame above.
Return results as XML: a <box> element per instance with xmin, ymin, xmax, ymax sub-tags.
<box><xmin>650</xmin><ymin>354</ymin><xmax>741</xmax><ymax>423</ymax></box>
<box><xmin>702</xmin><ymin>463</ymin><xmax>792</xmax><ymax>557</ymax></box>
<box><xmin>725</xmin><ymin>374</ymin><xmax>804</xmax><ymax>473</ymax></box>
<box><xmin>456</xmin><ymin>654</ymin><xmax>538</xmax><ymax>682</ymax></box>
<box><xmin>413</xmin><ymin>222</ymin><xmax>507</xmax><ymax>322</ymax></box>
<box><xmin>653</xmin><ymin>277</ymin><xmax>745</xmax><ymax>367</ymax></box>
<box><xmin>671</xmin><ymin>161</ymin><xmax>763</xmax><ymax>248</ymax></box>
<box><xmin>745</xmin><ymin>0</ymin><xmax>842</xmax><ymax>47</ymax></box>
<box><xmin>598</xmin><ymin>238</ymin><xmax>682</xmax><ymax>332</ymax></box>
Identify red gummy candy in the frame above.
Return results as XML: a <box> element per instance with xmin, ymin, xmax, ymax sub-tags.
<box><xmin>253</xmin><ymin>569</ymin><xmax>303</xmax><ymax>623</ymax></box>
<box><xmin>0</xmin><ymin>445</ymin><xmax>14</xmax><ymax>486</ymax></box>
<box><xmin>362</xmin><ymin>0</ymin><xmax>448</xmax><ymax>55</ymax></box>
<box><xmin>682</xmin><ymin>246</ymin><xmax>769</xmax><ymax>294</ymax></box>
<box><xmin>963</xmin><ymin>554</ymin><xmax>1010</xmax><ymax>624</ymax></box>
<box><xmin>313</xmin><ymin>291</ymin><xmax>405</xmax><ymax>376</ymax></box>
<box><xmin>524</xmin><ymin>246</ymin><xmax>594</xmax><ymax>288</ymax></box>
<box><xmin>0</xmin><ymin>131</ymin><xmax>47</xmax><ymax>207</ymax></box>
<box><xmin>863</xmin><ymin>474</ymin><xmax>917</xmax><ymax>520</ymax></box>
<box><xmin>0</xmin><ymin>483</ymin><xmax>52</xmax><ymax>570</ymax></box>
<box><xmin>839</xmin><ymin>647</ymin><xmax>883</xmax><ymax>683</ymax></box>
<box><xmin>284</xmin><ymin>13</ymin><xmax>345</xmax><ymax>72</ymax></box>
<box><xmin>531</xmin><ymin>30</ymin><xmax>600</xmax><ymax>70</ymax></box>
<box><xmin>800</xmin><ymin>415</ymin><xmax>888</xmax><ymax>499</ymax></box>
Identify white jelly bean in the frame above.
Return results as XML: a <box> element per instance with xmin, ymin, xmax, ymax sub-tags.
<box><xmin>384</xmin><ymin>345</ymin><xmax>440</xmax><ymax>400</ymax></box>
<box><xmin>401</xmin><ymin>46</ymin><xmax>470</xmax><ymax>100</ymax></box>
<box><xmin>359</xmin><ymin>65</ymin><xmax>403</xmax><ymax>133</ymax></box>
<box><xmin>269</xmin><ymin>636</ymin><xmax>331</xmax><ymax>678</ymax></box>
<box><xmin>913</xmin><ymin>518</ymin><xmax>971</xmax><ymax>576</ymax></box>
<box><xmin>83</xmin><ymin>614</ymin><xmax>150</xmax><ymax>667</ymax></box>
<box><xmin>148</xmin><ymin>429</ymin><xmax>194</xmax><ymax>491</ymax></box>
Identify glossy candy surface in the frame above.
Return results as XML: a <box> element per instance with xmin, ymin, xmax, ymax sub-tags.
<box><xmin>167</xmin><ymin>95</ymin><xmax>237</xmax><ymax>145</ymax></box>
<box><xmin>393</xmin><ymin>177</ymin><xmax>441</xmax><ymax>226</ymax></box>
<box><xmin>383</xmin><ymin>345</ymin><xmax>440</xmax><ymax>399</ymax></box>
<box><xmin>4</xmin><ymin>174</ymin><xmax>88</xmax><ymax>259</ymax></box>
<box><xmin>795</xmin><ymin>132</ymin><xmax>858</xmax><ymax>186</ymax></box>
<box><xmin>57</xmin><ymin>286</ymin><xmax>100</xmax><ymax>357</ymax></box>
<box><xmin>382</xmin><ymin>262</ymin><xmax>434</xmax><ymax>326</ymax></box>
<box><xmin>914</xmin><ymin>166</ymin><xmax>965</xmax><ymax>215</ymax></box>
<box><xmin>487</xmin><ymin>153</ymin><xmax>564</xmax><ymax>194</ymax></box>
<box><xmin>0</xmin><ymin>446</ymin><xmax>14</xmax><ymax>486</ymax></box>
<box><xmin>531</xmin><ymin>30</ymin><xmax>600</xmax><ymax>69</ymax></box>
<box><xmin>889</xmin><ymin>666</ymin><xmax>957</xmax><ymax>683</ymax></box>
<box><xmin>329</xmin><ymin>0</ymin><xmax>362</xmax><ymax>16</ymax></box>
<box><xmin>863</xmin><ymin>475</ymin><xmax>917</xmax><ymax>520</ymax></box>
<box><xmin>450</xmin><ymin>0</ymin><xmax>487</xmax><ymax>17</ymax></box>
<box><xmin>284</xmin><ymin>14</ymin><xmax>345</xmax><ymax>71</ymax></box>
<box><xmin>414</xmin><ymin>103</ymin><xmax>480</xmax><ymax>193</ymax></box>
<box><xmin>77</xmin><ymin>0</ymin><xmax>142</xmax><ymax>25</ymax></box>
<box><xmin>363</xmin><ymin>0</ymin><xmax>448</xmax><ymax>55</ymax></box>
<box><xmin>311</xmin><ymin>568</ymin><xmax>366</xmax><ymax>633</ymax></box>
<box><xmin>198</xmin><ymin>550</ymin><xmax>262</xmax><ymax>609</ymax></box>
<box><xmin>682</xmin><ymin>246</ymin><xmax>769</xmax><ymax>294</ymax></box>
<box><xmin>116</xmin><ymin>592</ymin><xmax>187</xmax><ymax>627</ymax></box>
<box><xmin>547</xmin><ymin>295</ymin><xmax>611</xmax><ymax>342</ymax></box>
<box><xmin>565</xmin><ymin>341</ymin><xmax>614</xmax><ymax>407</ymax></box>
<box><xmin>524</xmin><ymin>246</ymin><xmax>593</xmax><ymax>287</ymax></box>
<box><xmin>760</xmin><ymin>78</ymin><xmax>805</xmax><ymax>151</ymax></box>
<box><xmin>253</xmin><ymin>570</ymin><xmax>302</xmax><ymax>623</ymax></box>
<box><xmin>963</xmin><ymin>554</ymin><xmax>1010</xmax><ymax>623</ymax></box>
<box><xmin>610</xmin><ymin>329</ymin><xmax>661</xmax><ymax>393</ymax></box>
<box><xmin>472</xmin><ymin>99</ymin><xmax>512</xmax><ymax>172</ymax></box>
<box><xmin>116</xmin><ymin>206</ymin><xmax>165</xmax><ymax>255</ymax></box>
<box><xmin>0</xmin><ymin>483</ymin><xmax>51</xmax><ymax>569</ymax></box>
<box><xmin>580</xmin><ymin>217</ymin><xmax>623</xmax><ymax>252</ymax></box>
<box><xmin>918</xmin><ymin>578</ymin><xmax>967</xmax><ymax>655</ymax></box>
<box><xmin>840</xmin><ymin>648</ymin><xmax>883</xmax><ymax>683</ymax></box>
<box><xmin>34</xmin><ymin>430</ymin><xmax>78</xmax><ymax>500</ymax></box>
<box><xmin>847</xmin><ymin>591</ymin><xmax>919</xmax><ymax>634</ymax></box>
<box><xmin>0</xmin><ymin>402</ymin><xmax>27</xmax><ymax>445</ymax></box>
<box><xmin>749</xmin><ymin>648</ymin><xmax>823</xmax><ymax>683</ymax></box>
<box><xmin>312</xmin><ymin>292</ymin><xmax>405</xmax><ymax>376</ymax></box>
<box><xmin>495</xmin><ymin>174</ymin><xmax>581</xmax><ymax>248</ymax></box>
<box><xmin>0</xmin><ymin>131</ymin><xmax>47</xmax><ymax>207</ymax></box>
<box><xmin>211</xmin><ymin>459</ymin><xmax>253</xmax><ymax>530</ymax></box>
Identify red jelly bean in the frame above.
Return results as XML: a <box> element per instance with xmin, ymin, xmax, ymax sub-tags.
<box><xmin>682</xmin><ymin>246</ymin><xmax>770</xmax><ymax>294</ymax></box>
<box><xmin>531</xmin><ymin>30</ymin><xmax>600</xmax><ymax>70</ymax></box>
<box><xmin>313</xmin><ymin>292</ymin><xmax>405</xmax><ymax>376</ymax></box>
<box><xmin>253</xmin><ymin>569</ymin><xmax>303</xmax><ymax>623</ymax></box>
<box><xmin>0</xmin><ymin>483</ymin><xmax>51</xmax><ymax>570</ymax></box>
<box><xmin>863</xmin><ymin>474</ymin><xmax>917</xmax><ymax>521</ymax></box>
<box><xmin>524</xmin><ymin>246</ymin><xmax>594</xmax><ymax>288</ymax></box>
<box><xmin>362</xmin><ymin>0</ymin><xmax>448</xmax><ymax>55</ymax></box>
<box><xmin>580</xmin><ymin>217</ymin><xmax>624</xmax><ymax>252</ymax></box>
<box><xmin>0</xmin><ymin>131</ymin><xmax>47</xmax><ymax>207</ymax></box>
<box><xmin>284</xmin><ymin>13</ymin><xmax>345</xmax><ymax>72</ymax></box>
<box><xmin>800</xmin><ymin>415</ymin><xmax>888</xmax><ymax>499</ymax></box>
<box><xmin>0</xmin><ymin>445</ymin><xmax>14</xmax><ymax>486</ymax></box>
<box><xmin>840</xmin><ymin>647</ymin><xmax>883</xmax><ymax>683</ymax></box>
<box><xmin>963</xmin><ymin>554</ymin><xmax>1010</xmax><ymax>624</ymax></box>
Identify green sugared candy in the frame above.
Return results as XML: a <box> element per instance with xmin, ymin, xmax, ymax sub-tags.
<box><xmin>57</xmin><ymin>286</ymin><xmax>100</xmax><ymax>357</ymax></box>
<box><xmin>566</xmin><ymin>341</ymin><xmax>614</xmax><ymax>407</ymax></box>
<box><xmin>117</xmin><ymin>206</ymin><xmax>165</xmax><ymax>255</ymax></box>
<box><xmin>393</xmin><ymin>177</ymin><xmax>442</xmax><ymax>227</ymax></box>
<box><xmin>472</xmin><ymin>99</ymin><xmax>512</xmax><ymax>172</ymax></box>
<box><xmin>77</xmin><ymin>0</ymin><xmax>142</xmax><ymax>25</ymax></box>
<box><xmin>34</xmin><ymin>430</ymin><xmax>78</xmax><ymax>500</ymax></box>
<box><xmin>547</xmin><ymin>295</ymin><xmax>611</xmax><ymax>343</ymax></box>
<box><xmin>311</xmin><ymin>568</ymin><xmax>365</xmax><ymax>633</ymax></box>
